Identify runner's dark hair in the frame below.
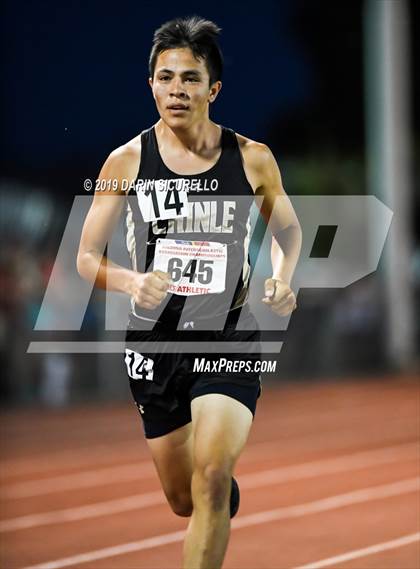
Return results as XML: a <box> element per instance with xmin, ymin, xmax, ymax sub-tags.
<box><xmin>149</xmin><ymin>16</ymin><xmax>223</xmax><ymax>85</ymax></box>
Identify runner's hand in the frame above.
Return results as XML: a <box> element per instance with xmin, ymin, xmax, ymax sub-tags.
<box><xmin>128</xmin><ymin>270</ymin><xmax>171</xmax><ymax>310</ymax></box>
<box><xmin>262</xmin><ymin>278</ymin><xmax>297</xmax><ymax>316</ymax></box>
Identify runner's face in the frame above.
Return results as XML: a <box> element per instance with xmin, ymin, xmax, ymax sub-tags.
<box><xmin>150</xmin><ymin>48</ymin><xmax>221</xmax><ymax>128</ymax></box>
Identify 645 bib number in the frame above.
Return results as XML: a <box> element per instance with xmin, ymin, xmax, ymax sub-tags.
<box><xmin>153</xmin><ymin>238</ymin><xmax>227</xmax><ymax>295</ymax></box>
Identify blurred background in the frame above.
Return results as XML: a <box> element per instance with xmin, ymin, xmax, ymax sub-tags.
<box><xmin>0</xmin><ymin>0</ymin><xmax>418</xmax><ymax>409</ymax></box>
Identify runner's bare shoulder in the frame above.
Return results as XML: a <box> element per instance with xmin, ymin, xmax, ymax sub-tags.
<box><xmin>99</xmin><ymin>134</ymin><xmax>142</xmax><ymax>195</ymax></box>
<box><xmin>234</xmin><ymin>131</ymin><xmax>274</xmax><ymax>192</ymax></box>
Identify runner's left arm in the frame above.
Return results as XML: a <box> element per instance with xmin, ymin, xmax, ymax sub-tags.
<box><xmin>251</xmin><ymin>144</ymin><xmax>302</xmax><ymax>316</ymax></box>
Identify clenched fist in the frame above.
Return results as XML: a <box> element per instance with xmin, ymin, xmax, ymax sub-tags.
<box><xmin>128</xmin><ymin>270</ymin><xmax>171</xmax><ymax>310</ymax></box>
<box><xmin>262</xmin><ymin>278</ymin><xmax>297</xmax><ymax>316</ymax></box>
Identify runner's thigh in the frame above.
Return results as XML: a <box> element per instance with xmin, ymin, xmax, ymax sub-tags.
<box><xmin>191</xmin><ymin>393</ymin><xmax>253</xmax><ymax>468</ymax></box>
<box><xmin>146</xmin><ymin>422</ymin><xmax>194</xmax><ymax>501</ymax></box>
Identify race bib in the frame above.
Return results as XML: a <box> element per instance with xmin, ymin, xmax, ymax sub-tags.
<box><xmin>137</xmin><ymin>179</ymin><xmax>189</xmax><ymax>222</ymax></box>
<box><xmin>153</xmin><ymin>238</ymin><xmax>227</xmax><ymax>295</ymax></box>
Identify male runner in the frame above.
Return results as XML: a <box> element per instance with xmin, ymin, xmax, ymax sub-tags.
<box><xmin>77</xmin><ymin>16</ymin><xmax>301</xmax><ymax>569</ymax></box>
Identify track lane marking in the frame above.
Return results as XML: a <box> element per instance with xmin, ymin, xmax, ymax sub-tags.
<box><xmin>2</xmin><ymin>462</ymin><xmax>155</xmax><ymax>498</ymax></box>
<box><xmin>1</xmin><ymin>444</ymin><xmax>417</xmax><ymax>532</ymax></box>
<box><xmin>0</xmin><ymin>492</ymin><xmax>164</xmax><ymax>532</ymax></box>
<box><xmin>238</xmin><ymin>442</ymin><xmax>419</xmax><ymax>489</ymax></box>
<box><xmin>2</xmin><ymin>438</ymin><xmax>418</xmax><ymax>499</ymax></box>
<box><xmin>294</xmin><ymin>532</ymin><xmax>420</xmax><ymax>568</ymax></box>
<box><xmin>2</xmin><ymin>398</ymin><xmax>417</xmax><ymax>476</ymax></box>
<box><xmin>21</xmin><ymin>477</ymin><xmax>419</xmax><ymax>569</ymax></box>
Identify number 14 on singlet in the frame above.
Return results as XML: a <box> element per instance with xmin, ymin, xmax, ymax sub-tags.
<box><xmin>137</xmin><ymin>182</ymin><xmax>189</xmax><ymax>222</ymax></box>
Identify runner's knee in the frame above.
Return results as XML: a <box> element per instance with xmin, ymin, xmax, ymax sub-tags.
<box><xmin>194</xmin><ymin>462</ymin><xmax>232</xmax><ymax>512</ymax></box>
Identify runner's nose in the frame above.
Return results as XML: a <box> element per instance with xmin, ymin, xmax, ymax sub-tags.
<box><xmin>170</xmin><ymin>78</ymin><xmax>187</xmax><ymax>98</ymax></box>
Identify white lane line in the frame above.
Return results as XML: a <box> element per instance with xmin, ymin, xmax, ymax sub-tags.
<box><xmin>2</xmin><ymin>438</ymin><xmax>418</xmax><ymax>499</ymax></box>
<box><xmin>238</xmin><ymin>442</ymin><xmax>419</xmax><ymax>489</ymax></box>
<box><xmin>24</xmin><ymin>530</ymin><xmax>187</xmax><ymax>569</ymax></box>
<box><xmin>294</xmin><ymin>532</ymin><xmax>420</xmax><ymax>569</ymax></box>
<box><xmin>0</xmin><ymin>441</ymin><xmax>145</xmax><ymax>479</ymax></box>
<box><xmin>3</xmin><ymin>397</ymin><xmax>416</xmax><ymax>477</ymax></box>
<box><xmin>1</xmin><ymin>444</ymin><xmax>417</xmax><ymax>532</ymax></box>
<box><xmin>0</xmin><ymin>492</ymin><xmax>164</xmax><ymax>532</ymax></box>
<box><xmin>1</xmin><ymin>462</ymin><xmax>155</xmax><ymax>498</ymax></box>
<box><xmin>231</xmin><ymin>478</ymin><xmax>419</xmax><ymax>529</ymax></box>
<box><xmin>22</xmin><ymin>477</ymin><xmax>420</xmax><ymax>569</ymax></box>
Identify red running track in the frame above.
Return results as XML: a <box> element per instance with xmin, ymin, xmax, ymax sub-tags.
<box><xmin>0</xmin><ymin>375</ymin><xmax>419</xmax><ymax>569</ymax></box>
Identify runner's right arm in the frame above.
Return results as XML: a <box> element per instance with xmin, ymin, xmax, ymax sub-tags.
<box><xmin>76</xmin><ymin>143</ymin><xmax>170</xmax><ymax>310</ymax></box>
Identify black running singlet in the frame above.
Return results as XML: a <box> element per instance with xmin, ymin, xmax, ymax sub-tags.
<box><xmin>125</xmin><ymin>125</ymin><xmax>255</xmax><ymax>328</ymax></box>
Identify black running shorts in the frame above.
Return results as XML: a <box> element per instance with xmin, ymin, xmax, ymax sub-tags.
<box><xmin>123</xmin><ymin>306</ymin><xmax>262</xmax><ymax>439</ymax></box>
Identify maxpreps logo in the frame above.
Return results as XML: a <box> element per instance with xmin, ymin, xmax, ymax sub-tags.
<box><xmin>136</xmin><ymin>178</ymin><xmax>219</xmax><ymax>192</ymax></box>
